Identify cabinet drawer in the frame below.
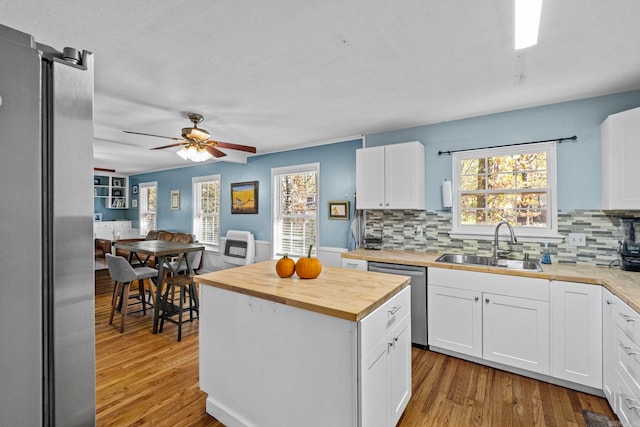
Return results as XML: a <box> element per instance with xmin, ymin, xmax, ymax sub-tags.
<box><xmin>616</xmin><ymin>369</ymin><xmax>640</xmax><ymax>427</ymax></box>
<box><xmin>616</xmin><ymin>324</ymin><xmax>640</xmax><ymax>398</ymax></box>
<box><xmin>429</xmin><ymin>267</ymin><xmax>548</xmax><ymax>301</ymax></box>
<box><xmin>341</xmin><ymin>258</ymin><xmax>368</xmax><ymax>271</ymax></box>
<box><xmin>94</xmin><ymin>222</ymin><xmax>113</xmax><ymax>230</ymax></box>
<box><xmin>615</xmin><ymin>299</ymin><xmax>640</xmax><ymax>344</ymax></box>
<box><xmin>360</xmin><ymin>286</ymin><xmax>411</xmax><ymax>356</ymax></box>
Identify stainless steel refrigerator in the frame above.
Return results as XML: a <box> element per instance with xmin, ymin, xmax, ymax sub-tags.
<box><xmin>0</xmin><ymin>24</ymin><xmax>96</xmax><ymax>425</ymax></box>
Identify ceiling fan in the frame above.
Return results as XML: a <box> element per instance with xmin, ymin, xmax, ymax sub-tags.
<box><xmin>123</xmin><ymin>113</ymin><xmax>256</xmax><ymax>162</ymax></box>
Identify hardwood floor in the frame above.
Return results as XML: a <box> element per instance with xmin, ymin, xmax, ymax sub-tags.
<box><xmin>95</xmin><ymin>270</ymin><xmax>616</xmax><ymax>426</ymax></box>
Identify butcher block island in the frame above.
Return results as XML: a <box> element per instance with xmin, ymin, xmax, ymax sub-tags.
<box><xmin>194</xmin><ymin>260</ymin><xmax>412</xmax><ymax>427</ymax></box>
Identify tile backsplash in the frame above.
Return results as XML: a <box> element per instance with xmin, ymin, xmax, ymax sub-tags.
<box><xmin>364</xmin><ymin>209</ymin><xmax>640</xmax><ymax>266</ymax></box>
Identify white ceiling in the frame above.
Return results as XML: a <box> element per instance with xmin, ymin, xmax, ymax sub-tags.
<box><xmin>2</xmin><ymin>0</ymin><xmax>640</xmax><ymax>175</ymax></box>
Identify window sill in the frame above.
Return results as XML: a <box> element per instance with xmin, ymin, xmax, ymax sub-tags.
<box><xmin>448</xmin><ymin>231</ymin><xmax>564</xmax><ymax>244</ymax></box>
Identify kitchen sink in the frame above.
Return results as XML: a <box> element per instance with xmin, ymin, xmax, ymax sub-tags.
<box><xmin>435</xmin><ymin>253</ymin><xmax>543</xmax><ymax>272</ymax></box>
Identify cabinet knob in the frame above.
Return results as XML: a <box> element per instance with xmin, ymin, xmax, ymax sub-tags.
<box><xmin>485</xmin><ymin>298</ymin><xmax>490</xmax><ymax>303</ymax></box>
<box><xmin>474</xmin><ymin>296</ymin><xmax>479</xmax><ymax>302</ymax></box>
<box><xmin>606</xmin><ymin>299</ymin><xmax>613</xmax><ymax>305</ymax></box>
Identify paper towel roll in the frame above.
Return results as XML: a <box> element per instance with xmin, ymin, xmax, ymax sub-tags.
<box><xmin>442</xmin><ymin>180</ymin><xmax>452</xmax><ymax>208</ymax></box>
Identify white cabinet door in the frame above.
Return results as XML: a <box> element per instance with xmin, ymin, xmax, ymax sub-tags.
<box><xmin>93</xmin><ymin>222</ymin><xmax>114</xmax><ymax>240</ymax></box>
<box><xmin>361</xmin><ymin>338</ymin><xmax>389</xmax><ymax>427</ymax></box>
<box><xmin>550</xmin><ymin>281</ymin><xmax>602</xmax><ymax>388</ymax></box>
<box><xmin>384</xmin><ymin>142</ymin><xmax>425</xmax><ymax>209</ymax></box>
<box><xmin>603</xmin><ymin>289</ymin><xmax>618</xmax><ymax>408</ymax></box>
<box><xmin>601</xmin><ymin>106</ymin><xmax>640</xmax><ymax>209</ymax></box>
<box><xmin>483</xmin><ymin>293</ymin><xmax>550</xmax><ymax>374</ymax></box>
<box><xmin>356</xmin><ymin>145</ymin><xmax>385</xmax><ymax>209</ymax></box>
<box><xmin>388</xmin><ymin>314</ymin><xmax>411</xmax><ymax>426</ymax></box>
<box><xmin>428</xmin><ymin>285</ymin><xmax>482</xmax><ymax>358</ymax></box>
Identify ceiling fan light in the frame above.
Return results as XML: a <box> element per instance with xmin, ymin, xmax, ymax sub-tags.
<box><xmin>514</xmin><ymin>0</ymin><xmax>542</xmax><ymax>50</ymax></box>
<box><xmin>182</xmin><ymin>126</ymin><xmax>210</xmax><ymax>141</ymax></box>
<box><xmin>176</xmin><ymin>146</ymin><xmax>212</xmax><ymax>162</ymax></box>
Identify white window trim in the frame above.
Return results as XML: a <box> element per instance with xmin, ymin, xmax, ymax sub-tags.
<box><xmin>271</xmin><ymin>162</ymin><xmax>320</xmax><ymax>259</ymax></box>
<box><xmin>450</xmin><ymin>142</ymin><xmax>562</xmax><ymax>243</ymax></box>
<box><xmin>138</xmin><ymin>181</ymin><xmax>157</xmax><ymax>237</ymax></box>
<box><xmin>192</xmin><ymin>174</ymin><xmax>221</xmax><ymax>252</ymax></box>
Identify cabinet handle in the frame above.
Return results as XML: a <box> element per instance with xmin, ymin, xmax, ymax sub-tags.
<box><xmin>606</xmin><ymin>299</ymin><xmax>613</xmax><ymax>305</ymax></box>
<box><xmin>388</xmin><ymin>306</ymin><xmax>401</xmax><ymax>316</ymax></box>
<box><xmin>620</xmin><ymin>313</ymin><xmax>639</xmax><ymax>322</ymax></box>
<box><xmin>622</xmin><ymin>395</ymin><xmax>640</xmax><ymax>410</ymax></box>
<box><xmin>619</xmin><ymin>341</ymin><xmax>640</xmax><ymax>356</ymax></box>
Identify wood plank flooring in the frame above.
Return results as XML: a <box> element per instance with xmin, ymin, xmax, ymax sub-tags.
<box><xmin>94</xmin><ymin>270</ymin><xmax>616</xmax><ymax>426</ymax></box>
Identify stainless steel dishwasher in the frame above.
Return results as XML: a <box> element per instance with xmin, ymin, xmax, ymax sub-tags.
<box><xmin>368</xmin><ymin>262</ymin><xmax>428</xmax><ymax>348</ymax></box>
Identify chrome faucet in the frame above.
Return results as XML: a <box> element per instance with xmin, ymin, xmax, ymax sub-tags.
<box><xmin>493</xmin><ymin>220</ymin><xmax>517</xmax><ymax>258</ymax></box>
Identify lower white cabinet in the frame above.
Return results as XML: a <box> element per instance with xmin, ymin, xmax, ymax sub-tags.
<box><xmin>93</xmin><ymin>220</ymin><xmax>136</xmax><ymax>240</ymax></box>
<box><xmin>428</xmin><ymin>268</ymin><xmax>550</xmax><ymax>375</ymax></box>
<box><xmin>200</xmin><ymin>283</ymin><xmax>411</xmax><ymax>427</ymax></box>
<box><xmin>483</xmin><ymin>292</ymin><xmax>549</xmax><ymax>374</ymax></box>
<box><xmin>341</xmin><ymin>258</ymin><xmax>368</xmax><ymax>271</ymax></box>
<box><xmin>428</xmin><ymin>285</ymin><xmax>482</xmax><ymax>358</ymax></box>
<box><xmin>550</xmin><ymin>281</ymin><xmax>602</xmax><ymax>389</ymax></box>
<box><xmin>359</xmin><ymin>286</ymin><xmax>412</xmax><ymax>427</ymax></box>
<box><xmin>611</xmin><ymin>290</ymin><xmax>640</xmax><ymax>425</ymax></box>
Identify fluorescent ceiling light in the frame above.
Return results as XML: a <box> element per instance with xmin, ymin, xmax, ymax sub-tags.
<box><xmin>515</xmin><ymin>0</ymin><xmax>543</xmax><ymax>49</ymax></box>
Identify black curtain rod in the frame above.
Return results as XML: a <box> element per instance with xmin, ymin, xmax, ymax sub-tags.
<box><xmin>437</xmin><ymin>135</ymin><xmax>577</xmax><ymax>156</ymax></box>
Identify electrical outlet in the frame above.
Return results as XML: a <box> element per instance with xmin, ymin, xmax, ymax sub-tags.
<box><xmin>568</xmin><ymin>232</ymin><xmax>586</xmax><ymax>246</ymax></box>
<box><xmin>415</xmin><ymin>225</ymin><xmax>424</xmax><ymax>237</ymax></box>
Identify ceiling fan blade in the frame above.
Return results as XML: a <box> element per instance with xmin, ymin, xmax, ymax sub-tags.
<box><xmin>123</xmin><ymin>130</ymin><xmax>183</xmax><ymax>141</ymax></box>
<box><xmin>150</xmin><ymin>142</ymin><xmax>184</xmax><ymax>150</ymax></box>
<box><xmin>205</xmin><ymin>145</ymin><xmax>227</xmax><ymax>158</ymax></box>
<box><xmin>212</xmin><ymin>141</ymin><xmax>257</xmax><ymax>154</ymax></box>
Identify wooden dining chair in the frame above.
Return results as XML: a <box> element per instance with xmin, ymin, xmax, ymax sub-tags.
<box><xmin>105</xmin><ymin>254</ymin><xmax>158</xmax><ymax>333</ymax></box>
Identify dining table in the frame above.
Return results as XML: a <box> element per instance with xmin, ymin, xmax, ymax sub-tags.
<box><xmin>114</xmin><ymin>239</ymin><xmax>205</xmax><ymax>333</ymax></box>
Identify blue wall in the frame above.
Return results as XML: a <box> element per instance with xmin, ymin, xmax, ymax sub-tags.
<box><xmin>127</xmin><ymin>139</ymin><xmax>362</xmax><ymax>247</ymax></box>
<box><xmin>113</xmin><ymin>90</ymin><xmax>640</xmax><ymax>247</ymax></box>
<box><xmin>366</xmin><ymin>90</ymin><xmax>640</xmax><ymax>210</ymax></box>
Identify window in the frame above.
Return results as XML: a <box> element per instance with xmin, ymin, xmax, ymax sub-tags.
<box><xmin>272</xmin><ymin>163</ymin><xmax>319</xmax><ymax>258</ymax></box>
<box><xmin>452</xmin><ymin>142</ymin><xmax>558</xmax><ymax>239</ymax></box>
<box><xmin>193</xmin><ymin>174</ymin><xmax>220</xmax><ymax>248</ymax></box>
<box><xmin>138</xmin><ymin>181</ymin><xmax>157</xmax><ymax>236</ymax></box>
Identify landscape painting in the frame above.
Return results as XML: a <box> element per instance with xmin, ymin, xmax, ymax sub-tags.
<box><xmin>231</xmin><ymin>181</ymin><xmax>258</xmax><ymax>214</ymax></box>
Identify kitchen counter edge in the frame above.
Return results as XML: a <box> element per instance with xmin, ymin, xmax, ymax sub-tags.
<box><xmin>342</xmin><ymin>248</ymin><xmax>640</xmax><ymax>314</ymax></box>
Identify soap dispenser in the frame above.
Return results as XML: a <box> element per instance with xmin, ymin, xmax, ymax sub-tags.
<box><xmin>541</xmin><ymin>243</ymin><xmax>551</xmax><ymax>264</ymax></box>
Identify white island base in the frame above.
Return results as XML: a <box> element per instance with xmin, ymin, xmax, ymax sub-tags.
<box><xmin>197</xmin><ymin>262</ymin><xmax>411</xmax><ymax>427</ymax></box>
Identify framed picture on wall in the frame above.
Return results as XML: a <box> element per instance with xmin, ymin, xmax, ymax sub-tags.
<box><xmin>132</xmin><ymin>184</ymin><xmax>138</xmax><ymax>195</ymax></box>
<box><xmin>93</xmin><ymin>213</ymin><xmax>102</xmax><ymax>221</ymax></box>
<box><xmin>328</xmin><ymin>200</ymin><xmax>350</xmax><ymax>220</ymax></box>
<box><xmin>170</xmin><ymin>190</ymin><xmax>180</xmax><ymax>210</ymax></box>
<box><xmin>231</xmin><ymin>181</ymin><xmax>258</xmax><ymax>214</ymax></box>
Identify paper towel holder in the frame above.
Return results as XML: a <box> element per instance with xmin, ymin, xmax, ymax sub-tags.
<box><xmin>442</xmin><ymin>179</ymin><xmax>453</xmax><ymax>209</ymax></box>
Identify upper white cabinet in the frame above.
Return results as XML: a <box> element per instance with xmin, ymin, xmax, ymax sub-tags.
<box><xmin>601</xmin><ymin>106</ymin><xmax>640</xmax><ymax>209</ymax></box>
<box><xmin>356</xmin><ymin>141</ymin><xmax>425</xmax><ymax>210</ymax></box>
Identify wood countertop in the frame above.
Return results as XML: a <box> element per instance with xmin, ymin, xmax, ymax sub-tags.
<box><xmin>194</xmin><ymin>260</ymin><xmax>409</xmax><ymax>322</ymax></box>
<box><xmin>342</xmin><ymin>248</ymin><xmax>640</xmax><ymax>314</ymax></box>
